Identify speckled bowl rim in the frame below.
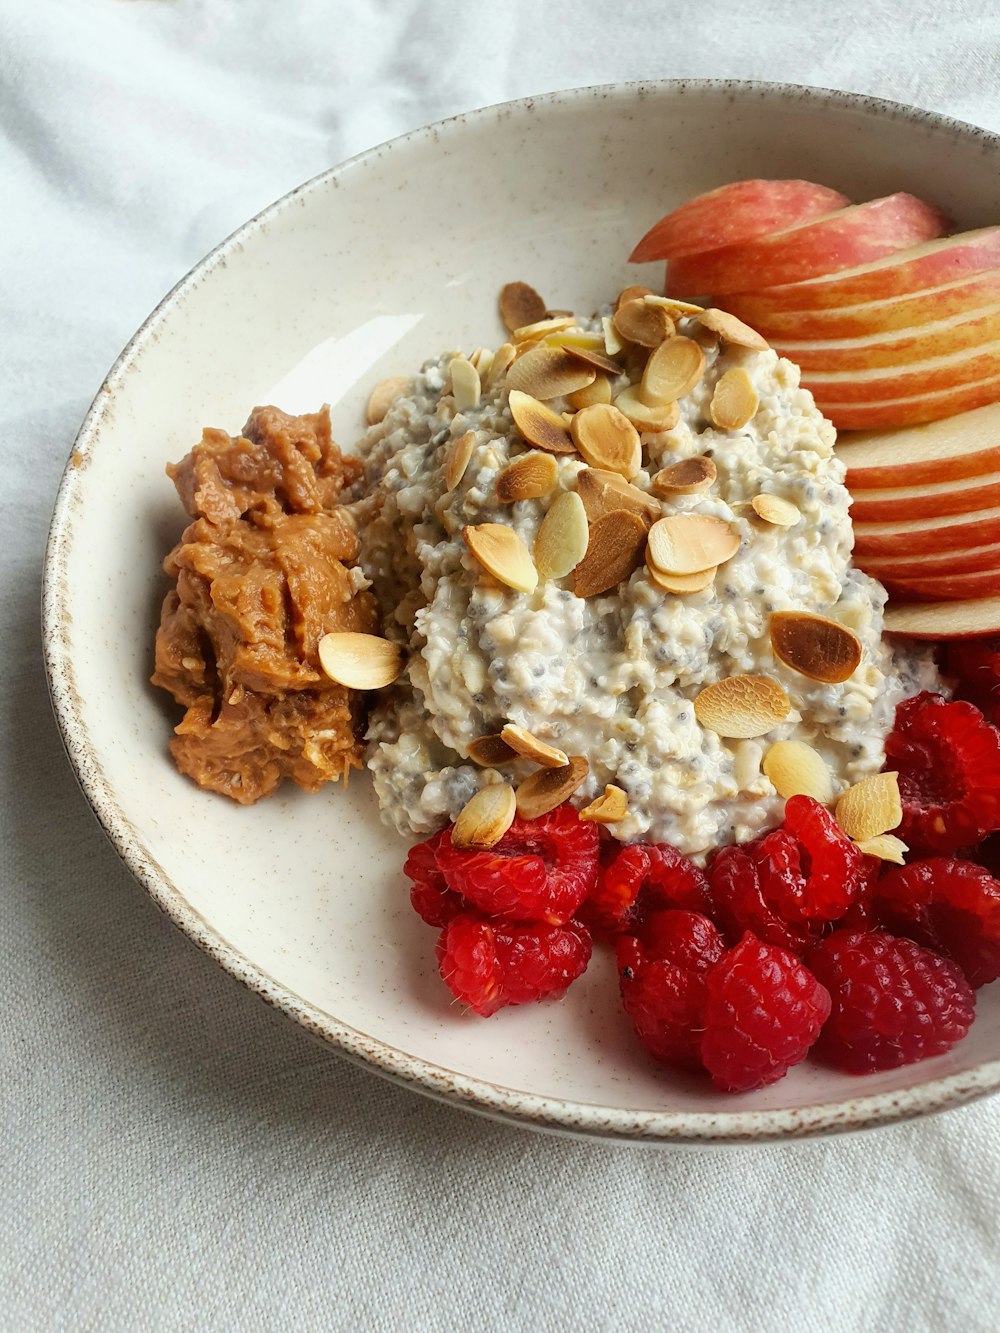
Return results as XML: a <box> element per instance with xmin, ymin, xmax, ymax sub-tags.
<box><xmin>43</xmin><ymin>78</ymin><xmax>1000</xmax><ymax>1145</ymax></box>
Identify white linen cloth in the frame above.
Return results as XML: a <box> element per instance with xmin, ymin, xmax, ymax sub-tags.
<box><xmin>3</xmin><ymin>1</ymin><xmax>999</xmax><ymax>1328</ymax></box>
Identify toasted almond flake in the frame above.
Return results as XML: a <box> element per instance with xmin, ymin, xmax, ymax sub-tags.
<box><xmin>499</xmin><ymin>281</ymin><xmax>547</xmax><ymax>334</ymax></box>
<box><xmin>534</xmin><ymin>491</ymin><xmax>589</xmax><ymax>580</ymax></box>
<box><xmin>645</xmin><ymin>551</ymin><xmax>717</xmax><ymax>594</ymax></box>
<box><xmin>576</xmin><ymin>468</ymin><xmax>661</xmax><ymax>528</ymax></box>
<box><xmin>695</xmin><ymin>307</ymin><xmax>770</xmax><ymax>351</ymax></box>
<box><xmin>566</xmin><ymin>376</ymin><xmax>613</xmax><ymax>410</ymax></box>
<box><xmin>563</xmin><ymin>345</ymin><xmax>623</xmax><ymax>377</ymax></box>
<box><xmin>709</xmin><ymin>366</ymin><xmax>759</xmax><ymax>430</ymax></box>
<box><xmin>640</xmin><ymin>336</ymin><xmax>706</xmax><ymax>406</ymax></box>
<box><xmin>546</xmin><ymin>308</ymin><xmax>574</xmax><ymax>318</ymax></box>
<box><xmin>835</xmin><ymin>772</ymin><xmax>903</xmax><ymax>842</ymax></box>
<box><xmin>579</xmin><ymin>785</ymin><xmax>629</xmax><ymax>823</ymax></box>
<box><xmin>603</xmin><ymin>316</ymin><xmax>624</xmax><ymax>357</ymax></box>
<box><xmin>508</xmin><ymin>389</ymin><xmax>576</xmax><ymax>454</ymax></box>
<box><xmin>467</xmin><ymin>733</ymin><xmax>520</xmax><ymax>766</ymax></box>
<box><xmin>318</xmin><ymin>632</ymin><xmax>404</xmax><ymax>690</ymax></box>
<box><xmin>515</xmin><ymin>755</ymin><xmax>590</xmax><ymax>819</ymax></box>
<box><xmin>570</xmin><ymin>403</ymin><xmax>642</xmax><ymax>479</ymax></box>
<box><xmin>647</xmin><ymin>513</ymin><xmax>741</xmax><ymax>576</ymax></box>
<box><xmin>613</xmin><ymin>298</ymin><xmax>674</xmax><ymax>349</ymax></box>
<box><xmin>751</xmin><ymin>493</ymin><xmax>801</xmax><ymax>527</ymax></box>
<box><xmin>485</xmin><ymin>341</ymin><xmax>517</xmax><ymax>389</ymax></box>
<box><xmin>443</xmin><ymin>430</ymin><xmax>476</xmax><ymax>491</ymax></box>
<box><xmin>615</xmin><ymin>284</ymin><xmax>656</xmax><ymax>311</ymax></box>
<box><xmin>572</xmin><ymin>509</ymin><xmax>648</xmax><ymax>598</ymax></box>
<box><xmin>365</xmin><ymin>375</ymin><xmax>411</xmax><ymax>426</ymax></box>
<box><xmin>452</xmin><ymin>783</ymin><xmax>517</xmax><ymax>849</ymax></box>
<box><xmin>761</xmin><ymin>740</ymin><xmax>834</xmax><ymax>804</ymax></box>
<box><xmin>856</xmin><ymin>833</ymin><xmax>908</xmax><ymax>865</ymax></box>
<box><xmin>613</xmin><ymin>385</ymin><xmax>681</xmax><ymax>433</ymax></box>
<box><xmin>501</xmin><ymin>723</ymin><xmax>569</xmax><ymax>768</ymax></box>
<box><xmin>545</xmin><ymin>330</ymin><xmax>606</xmax><ymax>351</ymax></box>
<box><xmin>650</xmin><ymin>456</ymin><xmax>717</xmax><ymax>497</ymax></box>
<box><xmin>770</xmin><ymin>611</ymin><xmax>862</xmax><ymax>684</ymax></box>
<box><xmin>513</xmin><ymin>315</ymin><xmax>576</xmax><ymax>343</ymax></box>
<box><xmin>463</xmin><ymin>522</ymin><xmax>538</xmax><ymax>593</ymax></box>
<box><xmin>505</xmin><ymin>346</ymin><xmax>597</xmax><ymax>400</ymax></box>
<box><xmin>496</xmin><ymin>451</ymin><xmax>558</xmax><ymax>504</ymax></box>
<box><xmin>642</xmin><ymin>295</ymin><xmax>705</xmax><ymax>318</ymax></box>
<box><xmin>449</xmin><ymin>357</ymin><xmax>480</xmax><ymax>411</ymax></box>
<box><xmin>694</xmin><ymin>675</ymin><xmax>791</xmax><ymax>739</ymax></box>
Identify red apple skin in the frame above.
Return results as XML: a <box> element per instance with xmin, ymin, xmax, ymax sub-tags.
<box><xmin>720</xmin><ymin>228</ymin><xmax>1000</xmax><ymax>317</ymax></box>
<box><xmin>883</xmin><ymin>568</ymin><xmax>1000</xmax><ymax>602</ymax></box>
<box><xmin>849</xmin><ymin>475</ymin><xmax>1000</xmax><ymax>522</ymax></box>
<box><xmin>777</xmin><ymin>307</ymin><xmax>1000</xmax><ymax>372</ymax></box>
<box><xmin>845</xmin><ymin>445</ymin><xmax>1000</xmax><ymax>488</ymax></box>
<box><xmin>629</xmin><ymin>180</ymin><xmax>850</xmax><ymax>263</ymax></box>
<box><xmin>858</xmin><ymin>542</ymin><xmax>1000</xmax><ymax>580</ymax></box>
<box><xmin>883</xmin><ymin>596</ymin><xmax>1000</xmax><ymax>638</ymax></box>
<box><xmin>735</xmin><ymin>271</ymin><xmax>1000</xmax><ymax>340</ymax></box>
<box><xmin>665</xmin><ymin>195</ymin><xmax>946</xmax><ymax>298</ymax></box>
<box><xmin>853</xmin><ymin>507</ymin><xmax>1000</xmax><ymax>557</ymax></box>
<box><xmin>820</xmin><ymin>377</ymin><xmax>1000</xmax><ymax>430</ymax></box>
<box><xmin>807</xmin><ymin>344</ymin><xmax>1000</xmax><ymax>405</ymax></box>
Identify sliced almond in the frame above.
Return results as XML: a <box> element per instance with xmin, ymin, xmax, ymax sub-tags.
<box><xmin>318</xmin><ymin>632</ymin><xmax>404</xmax><ymax>690</ymax></box>
<box><xmin>647</xmin><ymin>514</ymin><xmax>740</xmax><ymax>576</ymax></box>
<box><xmin>449</xmin><ymin>356</ymin><xmax>481</xmax><ymax>412</ymax></box>
<box><xmin>534</xmin><ymin>490</ymin><xmax>589</xmax><ymax>580</ymax></box>
<box><xmin>566</xmin><ymin>376</ymin><xmax>613</xmax><ymax>410</ymax></box>
<box><xmin>579</xmin><ymin>785</ymin><xmax>629</xmax><ymax>823</ymax></box>
<box><xmin>645</xmin><ymin>551</ymin><xmax>717</xmax><ymax>594</ymax></box>
<box><xmin>485</xmin><ymin>341</ymin><xmax>517</xmax><ymax>389</ymax></box>
<box><xmin>641</xmin><ymin>336</ymin><xmax>706</xmax><ymax>407</ymax></box>
<box><xmin>613</xmin><ymin>299</ymin><xmax>674</xmax><ymax>349</ymax></box>
<box><xmin>856</xmin><ymin>833</ymin><xmax>908</xmax><ymax>865</ymax></box>
<box><xmin>365</xmin><ymin>375</ymin><xmax>411</xmax><ymax>426</ymax></box>
<box><xmin>463</xmin><ymin>522</ymin><xmax>538</xmax><ymax>593</ymax></box>
<box><xmin>603</xmin><ymin>316</ymin><xmax>624</xmax><ymax>357</ymax></box>
<box><xmin>570</xmin><ymin>404</ymin><xmax>642</xmax><ymax>479</ymax></box>
<box><xmin>695</xmin><ymin>307</ymin><xmax>770</xmax><ymax>351</ymax></box>
<box><xmin>467</xmin><ymin>733</ymin><xmax>519</xmax><ymax>766</ymax></box>
<box><xmin>576</xmin><ymin>468</ymin><xmax>661</xmax><ymax>528</ymax></box>
<box><xmin>835</xmin><ymin>772</ymin><xmax>903</xmax><ymax>842</ymax></box>
<box><xmin>546</xmin><ymin>308</ymin><xmax>573</xmax><ymax>318</ymax></box>
<box><xmin>496</xmin><ymin>451</ymin><xmax>558</xmax><ymax>504</ymax></box>
<box><xmin>709</xmin><ymin>367</ymin><xmax>759</xmax><ymax>430</ymax></box>
<box><xmin>613</xmin><ymin>386</ymin><xmax>680</xmax><ymax>433</ymax></box>
<box><xmin>515</xmin><ymin>755</ymin><xmax>589</xmax><ymax>819</ymax></box>
<box><xmin>761</xmin><ymin>740</ymin><xmax>834</xmax><ymax>804</ymax></box>
<box><xmin>693</xmin><ymin>675</ymin><xmax>791</xmax><ymax>739</ymax></box>
<box><xmin>572</xmin><ymin>509</ymin><xmax>648</xmax><ymax>598</ymax></box>
<box><xmin>615</xmin><ymin>285</ymin><xmax>656</xmax><ymax>311</ymax></box>
<box><xmin>642</xmin><ymin>295</ymin><xmax>705</xmax><ymax>318</ymax></box>
<box><xmin>751</xmin><ymin>493</ymin><xmax>801</xmax><ymax>527</ymax></box>
<box><xmin>513</xmin><ymin>315</ymin><xmax>576</xmax><ymax>344</ymax></box>
<box><xmin>650</xmin><ymin>456</ymin><xmax>717</xmax><ymax>497</ymax></box>
<box><xmin>505</xmin><ymin>346</ymin><xmax>597</xmax><ymax>400</ymax></box>
<box><xmin>770</xmin><ymin>611</ymin><xmax>862</xmax><ymax>684</ymax></box>
<box><xmin>508</xmin><ymin>390</ymin><xmax>576</xmax><ymax>454</ymax></box>
<box><xmin>443</xmin><ymin>430</ymin><xmax>476</xmax><ymax>492</ymax></box>
<box><xmin>563</xmin><ymin>346</ymin><xmax>623</xmax><ymax>377</ymax></box>
<box><xmin>452</xmin><ymin>783</ymin><xmax>517</xmax><ymax>849</ymax></box>
<box><xmin>500</xmin><ymin>723</ymin><xmax>569</xmax><ymax>769</ymax></box>
<box><xmin>499</xmin><ymin>281</ymin><xmax>547</xmax><ymax>334</ymax></box>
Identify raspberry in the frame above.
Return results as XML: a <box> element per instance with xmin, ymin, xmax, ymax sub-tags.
<box><xmin>943</xmin><ymin>637</ymin><xmax>1000</xmax><ymax>724</ymax></box>
<box><xmin>875</xmin><ymin>857</ymin><xmax>1000</xmax><ymax>987</ymax></box>
<box><xmin>587</xmin><ymin>841</ymin><xmax>711</xmax><ymax>932</ymax></box>
<box><xmin>808</xmin><ymin>930</ymin><xmax>975</xmax><ymax>1073</ymax></box>
<box><xmin>708</xmin><ymin>844</ymin><xmax>818</xmax><ymax>955</ymax></box>
<box><xmin>436</xmin><ymin>913</ymin><xmax>591</xmax><ymax>1015</ymax></box>
<box><xmin>436</xmin><ymin>806</ymin><xmax>599</xmax><ymax>924</ymax></box>
<box><xmin>699</xmin><ymin>933</ymin><xmax>831</xmax><ymax>1093</ymax></box>
<box><xmin>617</xmin><ymin>911</ymin><xmax>724</xmax><ymax>1067</ymax></box>
<box><xmin>781</xmin><ymin>795</ymin><xmax>866</xmax><ymax>921</ymax></box>
<box><xmin>884</xmin><ymin>691</ymin><xmax>1000</xmax><ymax>854</ymax></box>
<box><xmin>404</xmin><ymin>829</ymin><xmax>463</xmax><ymax>926</ymax></box>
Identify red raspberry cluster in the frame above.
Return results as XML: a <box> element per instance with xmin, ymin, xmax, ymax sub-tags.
<box><xmin>403</xmin><ymin>691</ymin><xmax>1000</xmax><ymax>1092</ymax></box>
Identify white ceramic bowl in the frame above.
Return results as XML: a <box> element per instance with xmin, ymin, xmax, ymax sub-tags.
<box><xmin>44</xmin><ymin>80</ymin><xmax>1000</xmax><ymax>1144</ymax></box>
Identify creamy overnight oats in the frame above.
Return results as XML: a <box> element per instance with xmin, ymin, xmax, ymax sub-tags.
<box><xmin>355</xmin><ymin>294</ymin><xmax>939</xmax><ymax>858</ymax></box>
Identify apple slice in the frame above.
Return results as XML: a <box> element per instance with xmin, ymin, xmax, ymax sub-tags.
<box><xmin>852</xmin><ymin>504</ymin><xmax>1000</xmax><ymax>557</ymax></box>
<box><xmin>858</xmin><ymin>541</ymin><xmax>1000</xmax><ymax>579</ymax></box>
<box><xmin>883</xmin><ymin>595</ymin><xmax>1000</xmax><ymax>637</ymax></box>
<box><xmin>883</xmin><ymin>568</ymin><xmax>1000</xmax><ymax>601</ymax></box>
<box><xmin>776</xmin><ymin>305</ymin><xmax>1000</xmax><ymax>372</ymax></box>
<box><xmin>629</xmin><ymin>180</ymin><xmax>850</xmax><ymax>263</ymax></box>
<box><xmin>720</xmin><ymin>228</ymin><xmax>1000</xmax><ymax>319</ymax></box>
<box><xmin>665</xmin><ymin>195</ymin><xmax>945</xmax><ymax>298</ymax></box>
<box><xmin>849</xmin><ymin>472</ymin><xmax>1000</xmax><ymax>522</ymax></box>
<box><xmin>819</xmin><ymin>377</ymin><xmax>1000</xmax><ymax>430</ymax></box>
<box><xmin>739</xmin><ymin>271</ymin><xmax>1000</xmax><ymax>341</ymax></box>
<box><xmin>806</xmin><ymin>340</ymin><xmax>1000</xmax><ymax>404</ymax></box>
<box><xmin>837</xmin><ymin>403</ymin><xmax>1000</xmax><ymax>486</ymax></box>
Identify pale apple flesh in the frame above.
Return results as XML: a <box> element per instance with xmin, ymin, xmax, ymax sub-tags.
<box><xmin>628</xmin><ymin>180</ymin><xmax>849</xmax><ymax>263</ymax></box>
<box><xmin>837</xmin><ymin>404</ymin><xmax>1000</xmax><ymax>486</ymax></box>
<box><xmin>883</xmin><ymin>595</ymin><xmax>1000</xmax><ymax>636</ymax></box>
<box><xmin>858</xmin><ymin>541</ymin><xmax>1000</xmax><ymax>579</ymax></box>
<box><xmin>849</xmin><ymin>473</ymin><xmax>1000</xmax><ymax>522</ymax></box>
<box><xmin>852</xmin><ymin>504</ymin><xmax>1000</xmax><ymax>557</ymax></box>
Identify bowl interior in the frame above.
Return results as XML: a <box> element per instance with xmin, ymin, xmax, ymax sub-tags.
<box><xmin>46</xmin><ymin>81</ymin><xmax>1000</xmax><ymax>1141</ymax></box>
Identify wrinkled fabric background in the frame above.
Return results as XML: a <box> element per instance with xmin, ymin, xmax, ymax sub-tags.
<box><xmin>4</xmin><ymin>1</ymin><xmax>1000</xmax><ymax>1328</ymax></box>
